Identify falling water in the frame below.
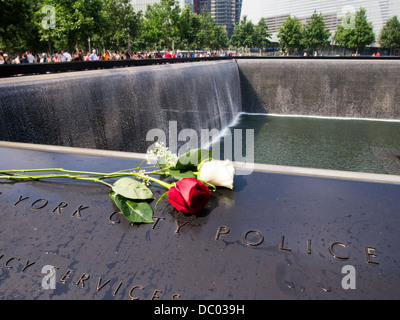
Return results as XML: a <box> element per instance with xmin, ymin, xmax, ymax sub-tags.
<box><xmin>0</xmin><ymin>60</ymin><xmax>242</xmax><ymax>153</ymax></box>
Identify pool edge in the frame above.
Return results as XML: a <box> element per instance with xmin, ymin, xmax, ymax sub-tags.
<box><xmin>1</xmin><ymin>141</ymin><xmax>399</xmax><ymax>186</ymax></box>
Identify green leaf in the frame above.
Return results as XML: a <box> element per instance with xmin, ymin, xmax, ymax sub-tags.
<box><xmin>155</xmin><ymin>191</ymin><xmax>169</xmax><ymax>209</ymax></box>
<box><xmin>174</xmin><ymin>149</ymin><xmax>213</xmax><ymax>171</ymax></box>
<box><xmin>112</xmin><ymin>177</ymin><xmax>154</xmax><ymax>200</ymax></box>
<box><xmin>110</xmin><ymin>190</ymin><xmax>154</xmax><ymax>224</ymax></box>
<box><xmin>166</xmin><ymin>169</ymin><xmax>195</xmax><ymax>180</ymax></box>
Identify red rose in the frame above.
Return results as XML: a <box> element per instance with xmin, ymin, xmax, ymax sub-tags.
<box><xmin>168</xmin><ymin>178</ymin><xmax>211</xmax><ymax>214</ymax></box>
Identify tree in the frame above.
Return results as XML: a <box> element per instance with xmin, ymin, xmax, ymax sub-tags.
<box><xmin>38</xmin><ymin>0</ymin><xmax>104</xmax><ymax>52</ymax></box>
<box><xmin>0</xmin><ymin>0</ymin><xmax>44</xmax><ymax>54</ymax></box>
<box><xmin>230</xmin><ymin>16</ymin><xmax>255</xmax><ymax>49</ymax></box>
<box><xmin>143</xmin><ymin>0</ymin><xmax>181</xmax><ymax>51</ymax></box>
<box><xmin>278</xmin><ymin>15</ymin><xmax>303</xmax><ymax>55</ymax></box>
<box><xmin>379</xmin><ymin>16</ymin><xmax>400</xmax><ymax>56</ymax></box>
<box><xmin>101</xmin><ymin>0</ymin><xmax>142</xmax><ymax>52</ymax></box>
<box><xmin>195</xmin><ymin>10</ymin><xmax>228</xmax><ymax>51</ymax></box>
<box><xmin>334</xmin><ymin>24</ymin><xmax>352</xmax><ymax>53</ymax></box>
<box><xmin>302</xmin><ymin>11</ymin><xmax>331</xmax><ymax>51</ymax></box>
<box><xmin>208</xmin><ymin>24</ymin><xmax>229</xmax><ymax>50</ymax></box>
<box><xmin>253</xmin><ymin>18</ymin><xmax>271</xmax><ymax>49</ymax></box>
<box><xmin>350</xmin><ymin>8</ymin><xmax>375</xmax><ymax>53</ymax></box>
<box><xmin>335</xmin><ymin>7</ymin><xmax>375</xmax><ymax>54</ymax></box>
<box><xmin>178</xmin><ymin>5</ymin><xmax>201</xmax><ymax>54</ymax></box>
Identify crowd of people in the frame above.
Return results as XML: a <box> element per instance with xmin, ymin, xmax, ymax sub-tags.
<box><xmin>0</xmin><ymin>49</ymin><xmax>235</xmax><ymax>64</ymax></box>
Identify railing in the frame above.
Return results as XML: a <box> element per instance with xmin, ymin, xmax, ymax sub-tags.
<box><xmin>0</xmin><ymin>56</ymin><xmax>234</xmax><ymax>78</ymax></box>
<box><xmin>1</xmin><ymin>55</ymin><xmax>399</xmax><ymax>78</ymax></box>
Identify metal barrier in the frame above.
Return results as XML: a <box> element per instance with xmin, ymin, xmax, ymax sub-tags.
<box><xmin>1</xmin><ymin>55</ymin><xmax>399</xmax><ymax>78</ymax></box>
<box><xmin>0</xmin><ymin>56</ymin><xmax>233</xmax><ymax>78</ymax></box>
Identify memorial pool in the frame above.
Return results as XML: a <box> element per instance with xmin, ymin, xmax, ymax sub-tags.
<box><xmin>215</xmin><ymin>113</ymin><xmax>400</xmax><ymax>175</ymax></box>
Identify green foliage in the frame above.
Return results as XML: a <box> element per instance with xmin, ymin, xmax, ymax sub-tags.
<box><xmin>230</xmin><ymin>16</ymin><xmax>255</xmax><ymax>48</ymax></box>
<box><xmin>1</xmin><ymin>0</ymin><xmax>229</xmax><ymax>54</ymax></box>
<box><xmin>278</xmin><ymin>15</ymin><xmax>303</xmax><ymax>55</ymax></box>
<box><xmin>178</xmin><ymin>5</ymin><xmax>201</xmax><ymax>52</ymax></box>
<box><xmin>254</xmin><ymin>18</ymin><xmax>271</xmax><ymax>48</ymax></box>
<box><xmin>194</xmin><ymin>10</ymin><xmax>229</xmax><ymax>50</ymax></box>
<box><xmin>379</xmin><ymin>16</ymin><xmax>400</xmax><ymax>55</ymax></box>
<box><xmin>37</xmin><ymin>0</ymin><xmax>104</xmax><ymax>51</ymax></box>
<box><xmin>143</xmin><ymin>0</ymin><xmax>181</xmax><ymax>50</ymax></box>
<box><xmin>109</xmin><ymin>190</ymin><xmax>154</xmax><ymax>224</ymax></box>
<box><xmin>100</xmin><ymin>0</ymin><xmax>142</xmax><ymax>51</ymax></box>
<box><xmin>334</xmin><ymin>8</ymin><xmax>375</xmax><ymax>52</ymax></box>
<box><xmin>0</xmin><ymin>0</ymin><xmax>45</xmax><ymax>54</ymax></box>
<box><xmin>302</xmin><ymin>11</ymin><xmax>331</xmax><ymax>50</ymax></box>
<box><xmin>230</xmin><ymin>16</ymin><xmax>271</xmax><ymax>49</ymax></box>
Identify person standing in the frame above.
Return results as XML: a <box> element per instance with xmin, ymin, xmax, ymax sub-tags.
<box><xmin>59</xmin><ymin>50</ymin><xmax>66</xmax><ymax>62</ymax></box>
<box><xmin>26</xmin><ymin>51</ymin><xmax>35</xmax><ymax>63</ymax></box>
<box><xmin>63</xmin><ymin>49</ymin><xmax>72</xmax><ymax>61</ymax></box>
<box><xmin>89</xmin><ymin>49</ymin><xmax>98</xmax><ymax>60</ymax></box>
<box><xmin>20</xmin><ymin>54</ymin><xmax>29</xmax><ymax>63</ymax></box>
<box><xmin>52</xmin><ymin>52</ymin><xmax>61</xmax><ymax>62</ymax></box>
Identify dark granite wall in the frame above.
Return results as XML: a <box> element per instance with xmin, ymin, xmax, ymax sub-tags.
<box><xmin>237</xmin><ymin>59</ymin><xmax>400</xmax><ymax>119</ymax></box>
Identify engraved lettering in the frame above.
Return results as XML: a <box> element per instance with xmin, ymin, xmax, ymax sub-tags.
<box><xmin>279</xmin><ymin>235</ymin><xmax>291</xmax><ymax>252</ymax></box>
<box><xmin>14</xmin><ymin>196</ymin><xmax>29</xmax><ymax>206</ymax></box>
<box><xmin>71</xmin><ymin>205</ymin><xmax>89</xmax><ymax>218</ymax></box>
<box><xmin>52</xmin><ymin>202</ymin><xmax>68</xmax><ymax>214</ymax></box>
<box><xmin>96</xmin><ymin>277</ymin><xmax>111</xmax><ymax>291</ymax></box>
<box><xmin>307</xmin><ymin>239</ymin><xmax>312</xmax><ymax>254</ymax></box>
<box><xmin>171</xmin><ymin>293</ymin><xmax>181</xmax><ymax>300</ymax></box>
<box><xmin>108</xmin><ymin>211</ymin><xmax>121</xmax><ymax>224</ymax></box>
<box><xmin>151</xmin><ymin>216</ymin><xmax>165</xmax><ymax>230</ymax></box>
<box><xmin>215</xmin><ymin>225</ymin><xmax>230</xmax><ymax>240</ymax></box>
<box><xmin>30</xmin><ymin>198</ymin><xmax>48</xmax><ymax>210</ymax></box>
<box><xmin>243</xmin><ymin>230</ymin><xmax>264</xmax><ymax>246</ymax></box>
<box><xmin>151</xmin><ymin>289</ymin><xmax>162</xmax><ymax>300</ymax></box>
<box><xmin>21</xmin><ymin>260</ymin><xmax>35</xmax><ymax>272</ymax></box>
<box><xmin>5</xmin><ymin>257</ymin><xmax>20</xmax><ymax>269</ymax></box>
<box><xmin>128</xmin><ymin>285</ymin><xmax>144</xmax><ymax>300</ymax></box>
<box><xmin>329</xmin><ymin>242</ymin><xmax>349</xmax><ymax>260</ymax></box>
<box><xmin>174</xmin><ymin>220</ymin><xmax>189</xmax><ymax>234</ymax></box>
<box><xmin>60</xmin><ymin>269</ymin><xmax>74</xmax><ymax>283</ymax></box>
<box><xmin>364</xmin><ymin>247</ymin><xmax>379</xmax><ymax>265</ymax></box>
<box><xmin>113</xmin><ymin>282</ymin><xmax>123</xmax><ymax>296</ymax></box>
<box><xmin>75</xmin><ymin>273</ymin><xmax>90</xmax><ymax>288</ymax></box>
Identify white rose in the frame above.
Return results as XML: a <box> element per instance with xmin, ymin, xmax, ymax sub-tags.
<box><xmin>198</xmin><ymin>160</ymin><xmax>235</xmax><ymax>189</ymax></box>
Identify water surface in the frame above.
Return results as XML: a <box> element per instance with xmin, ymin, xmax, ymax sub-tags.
<box><xmin>215</xmin><ymin>114</ymin><xmax>400</xmax><ymax>175</ymax></box>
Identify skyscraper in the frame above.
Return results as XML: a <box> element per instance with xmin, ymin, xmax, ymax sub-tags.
<box><xmin>195</xmin><ymin>0</ymin><xmax>211</xmax><ymax>14</ymax></box>
<box><xmin>240</xmin><ymin>0</ymin><xmax>400</xmax><ymax>44</ymax></box>
<box><xmin>210</xmin><ymin>0</ymin><xmax>242</xmax><ymax>37</ymax></box>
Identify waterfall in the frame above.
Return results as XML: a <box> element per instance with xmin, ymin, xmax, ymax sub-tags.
<box><xmin>0</xmin><ymin>60</ymin><xmax>242</xmax><ymax>153</ymax></box>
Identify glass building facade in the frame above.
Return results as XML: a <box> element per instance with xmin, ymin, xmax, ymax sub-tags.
<box><xmin>240</xmin><ymin>0</ymin><xmax>400</xmax><ymax>45</ymax></box>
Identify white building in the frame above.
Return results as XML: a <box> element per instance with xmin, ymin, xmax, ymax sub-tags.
<box><xmin>240</xmin><ymin>0</ymin><xmax>400</xmax><ymax>45</ymax></box>
<box><xmin>130</xmin><ymin>0</ymin><xmax>194</xmax><ymax>13</ymax></box>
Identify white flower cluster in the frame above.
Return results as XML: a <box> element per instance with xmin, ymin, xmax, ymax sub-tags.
<box><xmin>138</xmin><ymin>169</ymin><xmax>151</xmax><ymax>186</ymax></box>
<box><xmin>146</xmin><ymin>142</ymin><xmax>178</xmax><ymax>167</ymax></box>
